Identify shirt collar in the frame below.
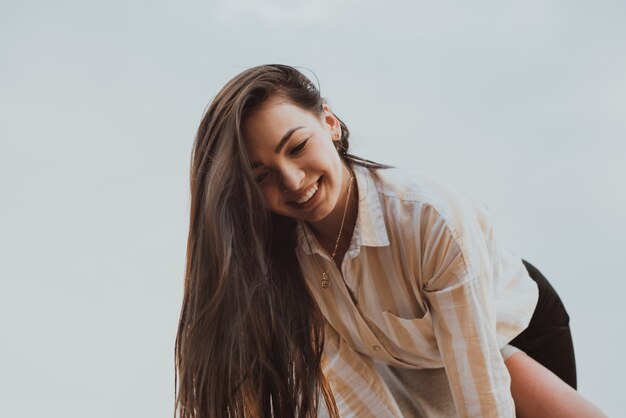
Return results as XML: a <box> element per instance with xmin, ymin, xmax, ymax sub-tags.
<box><xmin>296</xmin><ymin>164</ymin><xmax>390</xmax><ymax>255</ymax></box>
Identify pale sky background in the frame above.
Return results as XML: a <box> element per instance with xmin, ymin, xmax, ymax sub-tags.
<box><xmin>1</xmin><ymin>0</ymin><xmax>624</xmax><ymax>416</ymax></box>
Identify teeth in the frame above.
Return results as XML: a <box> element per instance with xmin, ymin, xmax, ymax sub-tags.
<box><xmin>294</xmin><ymin>181</ymin><xmax>319</xmax><ymax>204</ymax></box>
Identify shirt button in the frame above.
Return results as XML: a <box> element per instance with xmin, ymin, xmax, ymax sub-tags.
<box><xmin>372</xmin><ymin>345</ymin><xmax>380</xmax><ymax>351</ymax></box>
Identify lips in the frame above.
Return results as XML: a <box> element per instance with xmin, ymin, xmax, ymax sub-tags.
<box><xmin>293</xmin><ymin>181</ymin><xmax>319</xmax><ymax>204</ymax></box>
<box><xmin>288</xmin><ymin>178</ymin><xmax>322</xmax><ymax>208</ymax></box>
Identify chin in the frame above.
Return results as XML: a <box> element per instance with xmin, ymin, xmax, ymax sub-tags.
<box><xmin>303</xmin><ymin>206</ymin><xmax>333</xmax><ymax>224</ymax></box>
<box><xmin>302</xmin><ymin>213</ymin><xmax>325</xmax><ymax>223</ymax></box>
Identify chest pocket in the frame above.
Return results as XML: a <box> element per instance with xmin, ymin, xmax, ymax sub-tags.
<box><xmin>380</xmin><ymin>309</ymin><xmax>442</xmax><ymax>366</ymax></box>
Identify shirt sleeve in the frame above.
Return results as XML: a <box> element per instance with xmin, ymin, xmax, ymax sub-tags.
<box><xmin>419</xmin><ymin>202</ymin><xmax>517</xmax><ymax>418</ymax></box>
<box><xmin>321</xmin><ymin>321</ymin><xmax>403</xmax><ymax>418</ymax></box>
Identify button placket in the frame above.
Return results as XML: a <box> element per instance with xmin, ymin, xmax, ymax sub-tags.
<box><xmin>351</xmin><ymin>306</ymin><xmax>392</xmax><ymax>359</ymax></box>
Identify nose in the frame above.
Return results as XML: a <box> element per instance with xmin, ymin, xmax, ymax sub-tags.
<box><xmin>279</xmin><ymin>164</ymin><xmax>305</xmax><ymax>192</ymax></box>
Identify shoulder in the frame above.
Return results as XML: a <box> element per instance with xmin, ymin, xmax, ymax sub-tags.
<box><xmin>366</xmin><ymin>166</ymin><xmax>489</xmax><ymax>228</ymax></box>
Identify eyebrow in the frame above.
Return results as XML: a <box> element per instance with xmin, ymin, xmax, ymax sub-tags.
<box><xmin>250</xmin><ymin>126</ymin><xmax>305</xmax><ymax>169</ymax></box>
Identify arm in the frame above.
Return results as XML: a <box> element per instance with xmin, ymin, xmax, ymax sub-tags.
<box><xmin>505</xmin><ymin>351</ymin><xmax>607</xmax><ymax>418</ymax></box>
<box><xmin>420</xmin><ymin>203</ymin><xmax>517</xmax><ymax>418</ymax></box>
<box><xmin>321</xmin><ymin>321</ymin><xmax>403</xmax><ymax>418</ymax></box>
<box><xmin>425</xmin><ymin>275</ymin><xmax>516</xmax><ymax>417</ymax></box>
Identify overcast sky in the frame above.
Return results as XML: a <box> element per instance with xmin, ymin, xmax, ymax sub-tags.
<box><xmin>1</xmin><ymin>0</ymin><xmax>624</xmax><ymax>416</ymax></box>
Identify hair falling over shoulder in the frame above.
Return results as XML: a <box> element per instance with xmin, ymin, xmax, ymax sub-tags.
<box><xmin>174</xmin><ymin>64</ymin><xmax>390</xmax><ymax>418</ymax></box>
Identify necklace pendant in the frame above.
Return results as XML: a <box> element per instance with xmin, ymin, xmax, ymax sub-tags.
<box><xmin>321</xmin><ymin>272</ymin><xmax>329</xmax><ymax>289</ymax></box>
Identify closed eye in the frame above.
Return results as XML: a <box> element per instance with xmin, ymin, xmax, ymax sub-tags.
<box><xmin>289</xmin><ymin>139</ymin><xmax>308</xmax><ymax>156</ymax></box>
<box><xmin>255</xmin><ymin>172</ymin><xmax>269</xmax><ymax>184</ymax></box>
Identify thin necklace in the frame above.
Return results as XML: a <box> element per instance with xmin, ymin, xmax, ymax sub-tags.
<box><xmin>301</xmin><ymin>173</ymin><xmax>355</xmax><ymax>289</ymax></box>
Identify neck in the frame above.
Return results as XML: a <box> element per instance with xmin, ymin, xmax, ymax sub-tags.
<box><xmin>308</xmin><ymin>164</ymin><xmax>358</xmax><ymax>257</ymax></box>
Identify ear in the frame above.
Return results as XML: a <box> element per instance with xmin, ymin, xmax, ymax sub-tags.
<box><xmin>321</xmin><ymin>103</ymin><xmax>342</xmax><ymax>141</ymax></box>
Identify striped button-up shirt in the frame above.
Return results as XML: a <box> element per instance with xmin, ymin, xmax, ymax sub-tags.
<box><xmin>295</xmin><ymin>165</ymin><xmax>539</xmax><ymax>417</ymax></box>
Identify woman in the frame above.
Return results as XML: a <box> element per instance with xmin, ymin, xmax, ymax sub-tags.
<box><xmin>174</xmin><ymin>64</ymin><xmax>605</xmax><ymax>417</ymax></box>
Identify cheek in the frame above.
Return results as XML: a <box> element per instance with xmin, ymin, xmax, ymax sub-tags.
<box><xmin>327</xmin><ymin>148</ymin><xmax>343</xmax><ymax>173</ymax></box>
<box><xmin>260</xmin><ymin>187</ymin><xmax>281</xmax><ymax>210</ymax></box>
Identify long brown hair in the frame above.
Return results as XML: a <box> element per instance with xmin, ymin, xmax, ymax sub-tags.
<box><xmin>174</xmin><ymin>64</ymin><xmax>391</xmax><ymax>418</ymax></box>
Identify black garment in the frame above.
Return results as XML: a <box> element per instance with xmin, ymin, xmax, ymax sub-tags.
<box><xmin>509</xmin><ymin>259</ymin><xmax>577</xmax><ymax>389</ymax></box>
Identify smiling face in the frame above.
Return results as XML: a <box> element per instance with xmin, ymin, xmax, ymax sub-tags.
<box><xmin>243</xmin><ymin>97</ymin><xmax>352</xmax><ymax>230</ymax></box>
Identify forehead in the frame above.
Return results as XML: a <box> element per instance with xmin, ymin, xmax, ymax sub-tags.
<box><xmin>243</xmin><ymin>99</ymin><xmax>319</xmax><ymax>147</ymax></box>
